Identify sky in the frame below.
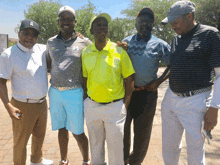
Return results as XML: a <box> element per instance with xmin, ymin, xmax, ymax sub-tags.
<box><xmin>0</xmin><ymin>0</ymin><xmax>131</xmax><ymax>39</ymax></box>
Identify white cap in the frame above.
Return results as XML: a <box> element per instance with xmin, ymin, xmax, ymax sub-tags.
<box><xmin>58</xmin><ymin>6</ymin><xmax>75</xmax><ymax>17</ymax></box>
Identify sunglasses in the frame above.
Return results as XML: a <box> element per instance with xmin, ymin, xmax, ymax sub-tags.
<box><xmin>59</xmin><ymin>17</ymin><xmax>75</xmax><ymax>23</ymax></box>
<box><xmin>21</xmin><ymin>30</ymin><xmax>39</xmax><ymax>37</ymax></box>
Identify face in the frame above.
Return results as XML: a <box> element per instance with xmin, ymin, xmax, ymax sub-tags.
<box><xmin>135</xmin><ymin>15</ymin><xmax>154</xmax><ymax>38</ymax></box>
<box><xmin>18</xmin><ymin>28</ymin><xmax>38</xmax><ymax>49</ymax></box>
<box><xmin>170</xmin><ymin>15</ymin><xmax>191</xmax><ymax>35</ymax></box>
<box><xmin>91</xmin><ymin>17</ymin><xmax>108</xmax><ymax>42</ymax></box>
<box><xmin>59</xmin><ymin>11</ymin><xmax>76</xmax><ymax>34</ymax></box>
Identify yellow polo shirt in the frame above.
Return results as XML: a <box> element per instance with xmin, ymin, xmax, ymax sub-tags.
<box><xmin>82</xmin><ymin>39</ymin><xmax>135</xmax><ymax>103</ymax></box>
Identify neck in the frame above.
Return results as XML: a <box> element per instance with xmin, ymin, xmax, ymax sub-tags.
<box><xmin>61</xmin><ymin>31</ymin><xmax>74</xmax><ymax>40</ymax></box>
<box><xmin>95</xmin><ymin>39</ymin><xmax>108</xmax><ymax>51</ymax></box>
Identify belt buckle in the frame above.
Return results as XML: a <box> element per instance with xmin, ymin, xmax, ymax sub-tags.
<box><xmin>58</xmin><ymin>87</ymin><xmax>64</xmax><ymax>91</ymax></box>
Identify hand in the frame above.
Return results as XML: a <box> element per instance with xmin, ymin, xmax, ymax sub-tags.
<box><xmin>117</xmin><ymin>41</ymin><xmax>128</xmax><ymax>51</ymax></box>
<box><xmin>146</xmin><ymin>79</ymin><xmax>160</xmax><ymax>92</ymax></box>
<box><xmin>204</xmin><ymin>107</ymin><xmax>218</xmax><ymax>131</ymax></box>
<box><xmin>6</xmin><ymin>103</ymin><xmax>22</xmax><ymax>120</ymax></box>
<box><xmin>77</xmin><ymin>32</ymin><xmax>84</xmax><ymax>38</ymax></box>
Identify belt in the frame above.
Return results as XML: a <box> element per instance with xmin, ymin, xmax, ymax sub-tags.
<box><xmin>88</xmin><ymin>96</ymin><xmax>122</xmax><ymax>105</ymax></box>
<box><xmin>173</xmin><ymin>86</ymin><xmax>212</xmax><ymax>97</ymax></box>
<box><xmin>14</xmin><ymin>96</ymin><xmax>46</xmax><ymax>103</ymax></box>
<box><xmin>53</xmin><ymin>85</ymin><xmax>81</xmax><ymax>91</ymax></box>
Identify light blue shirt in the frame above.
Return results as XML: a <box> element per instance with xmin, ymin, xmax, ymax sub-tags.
<box><xmin>123</xmin><ymin>34</ymin><xmax>170</xmax><ymax>87</ymax></box>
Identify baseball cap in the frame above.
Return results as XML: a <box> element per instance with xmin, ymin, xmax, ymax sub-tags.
<box><xmin>90</xmin><ymin>13</ymin><xmax>111</xmax><ymax>30</ymax></box>
<box><xmin>19</xmin><ymin>19</ymin><xmax>40</xmax><ymax>34</ymax></box>
<box><xmin>58</xmin><ymin>6</ymin><xmax>75</xmax><ymax>17</ymax></box>
<box><xmin>137</xmin><ymin>7</ymin><xmax>154</xmax><ymax>22</ymax></box>
<box><xmin>161</xmin><ymin>0</ymin><xmax>195</xmax><ymax>25</ymax></box>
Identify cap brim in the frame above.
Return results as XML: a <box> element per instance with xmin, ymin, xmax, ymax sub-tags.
<box><xmin>161</xmin><ymin>15</ymin><xmax>180</xmax><ymax>25</ymax></box>
<box><xmin>90</xmin><ymin>13</ymin><xmax>111</xmax><ymax>30</ymax></box>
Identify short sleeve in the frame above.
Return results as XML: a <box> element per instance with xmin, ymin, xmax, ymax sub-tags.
<box><xmin>208</xmin><ymin>31</ymin><xmax>220</xmax><ymax>68</ymax></box>
<box><xmin>81</xmin><ymin>50</ymin><xmax>88</xmax><ymax>78</ymax></box>
<box><xmin>0</xmin><ymin>51</ymin><xmax>13</xmax><ymax>80</ymax></box>
<box><xmin>122</xmin><ymin>36</ymin><xmax>132</xmax><ymax>44</ymax></box>
<box><xmin>160</xmin><ymin>42</ymin><xmax>171</xmax><ymax>65</ymax></box>
<box><xmin>121</xmin><ymin>49</ymin><xmax>135</xmax><ymax>78</ymax></box>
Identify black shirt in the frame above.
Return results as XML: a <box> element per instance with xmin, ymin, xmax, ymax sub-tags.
<box><xmin>169</xmin><ymin>23</ymin><xmax>220</xmax><ymax>93</ymax></box>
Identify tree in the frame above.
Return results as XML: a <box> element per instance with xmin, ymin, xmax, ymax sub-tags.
<box><xmin>193</xmin><ymin>0</ymin><xmax>220</xmax><ymax>30</ymax></box>
<box><xmin>108</xmin><ymin>18</ymin><xmax>135</xmax><ymax>42</ymax></box>
<box><xmin>121</xmin><ymin>0</ymin><xmax>179</xmax><ymax>44</ymax></box>
<box><xmin>74</xmin><ymin>1</ymin><xmax>98</xmax><ymax>41</ymax></box>
<box><xmin>24</xmin><ymin>0</ymin><xmax>62</xmax><ymax>44</ymax></box>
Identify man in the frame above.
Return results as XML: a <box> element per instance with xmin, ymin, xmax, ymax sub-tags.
<box><xmin>0</xmin><ymin>20</ymin><xmax>53</xmax><ymax>165</ymax></box>
<box><xmin>161</xmin><ymin>1</ymin><xmax>220</xmax><ymax>164</ymax></box>
<box><xmin>46</xmin><ymin>6</ymin><xmax>92</xmax><ymax>165</ymax></box>
<box><xmin>121</xmin><ymin>8</ymin><xmax>170</xmax><ymax>165</ymax></box>
<box><xmin>82</xmin><ymin>13</ymin><xmax>135</xmax><ymax>165</ymax></box>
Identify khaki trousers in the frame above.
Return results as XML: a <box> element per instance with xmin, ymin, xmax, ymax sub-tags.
<box><xmin>11</xmin><ymin>98</ymin><xmax>47</xmax><ymax>165</ymax></box>
<box><xmin>84</xmin><ymin>98</ymin><xmax>126</xmax><ymax>165</ymax></box>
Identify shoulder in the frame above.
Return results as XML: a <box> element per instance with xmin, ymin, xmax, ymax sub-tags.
<box><xmin>122</xmin><ymin>35</ymin><xmax>136</xmax><ymax>43</ymax></box>
<box><xmin>76</xmin><ymin>37</ymin><xmax>93</xmax><ymax>47</ymax></box>
<box><xmin>47</xmin><ymin>35</ymin><xmax>58</xmax><ymax>44</ymax></box>
<box><xmin>151</xmin><ymin>35</ymin><xmax>169</xmax><ymax>46</ymax></box>
<box><xmin>200</xmin><ymin>24</ymin><xmax>219</xmax><ymax>33</ymax></box>
<box><xmin>82</xmin><ymin>43</ymin><xmax>93</xmax><ymax>56</ymax></box>
<box><xmin>34</xmin><ymin>43</ymin><xmax>46</xmax><ymax>52</ymax></box>
<box><xmin>1</xmin><ymin>45</ymin><xmax>18</xmax><ymax>58</ymax></box>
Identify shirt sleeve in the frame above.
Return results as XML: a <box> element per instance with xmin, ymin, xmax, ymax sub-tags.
<box><xmin>0</xmin><ymin>51</ymin><xmax>13</xmax><ymax>80</ymax></box>
<box><xmin>120</xmin><ymin>49</ymin><xmax>135</xmax><ymax>78</ymax></box>
<box><xmin>208</xmin><ymin>30</ymin><xmax>220</xmax><ymax>68</ymax></box>
<box><xmin>160</xmin><ymin>42</ymin><xmax>171</xmax><ymax>65</ymax></box>
<box><xmin>210</xmin><ymin>67</ymin><xmax>220</xmax><ymax>109</ymax></box>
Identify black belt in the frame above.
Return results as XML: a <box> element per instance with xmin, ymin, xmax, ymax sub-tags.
<box><xmin>173</xmin><ymin>86</ymin><xmax>212</xmax><ymax>97</ymax></box>
<box><xmin>88</xmin><ymin>97</ymin><xmax>122</xmax><ymax>105</ymax></box>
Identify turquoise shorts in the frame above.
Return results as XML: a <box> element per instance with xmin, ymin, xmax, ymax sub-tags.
<box><xmin>49</xmin><ymin>86</ymin><xmax>84</xmax><ymax>135</ymax></box>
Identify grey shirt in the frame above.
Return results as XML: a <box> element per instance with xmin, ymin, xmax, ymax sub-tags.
<box><xmin>46</xmin><ymin>32</ymin><xmax>92</xmax><ymax>88</ymax></box>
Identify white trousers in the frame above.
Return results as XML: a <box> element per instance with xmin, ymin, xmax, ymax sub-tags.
<box><xmin>161</xmin><ymin>87</ymin><xmax>212</xmax><ymax>165</ymax></box>
<box><xmin>84</xmin><ymin>98</ymin><xmax>126</xmax><ymax>165</ymax></box>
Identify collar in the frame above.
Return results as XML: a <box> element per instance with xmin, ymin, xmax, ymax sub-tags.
<box><xmin>136</xmin><ymin>33</ymin><xmax>152</xmax><ymax>42</ymax></box>
<box><xmin>17</xmin><ymin>42</ymin><xmax>34</xmax><ymax>53</ymax></box>
<box><xmin>181</xmin><ymin>23</ymin><xmax>200</xmax><ymax>38</ymax></box>
<box><xmin>57</xmin><ymin>31</ymin><xmax>77</xmax><ymax>41</ymax></box>
<box><xmin>91</xmin><ymin>38</ymin><xmax>111</xmax><ymax>52</ymax></box>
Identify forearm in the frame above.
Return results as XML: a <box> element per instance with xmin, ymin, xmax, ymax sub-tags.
<box><xmin>83</xmin><ymin>77</ymin><xmax>88</xmax><ymax>100</ymax></box>
<box><xmin>157</xmin><ymin>65</ymin><xmax>170</xmax><ymax>85</ymax></box>
<box><xmin>124</xmin><ymin>74</ymin><xmax>134</xmax><ymax>109</ymax></box>
<box><xmin>0</xmin><ymin>79</ymin><xmax>11</xmax><ymax>110</ymax></box>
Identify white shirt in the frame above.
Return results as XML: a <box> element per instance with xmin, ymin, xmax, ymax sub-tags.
<box><xmin>210</xmin><ymin>67</ymin><xmax>220</xmax><ymax>109</ymax></box>
<box><xmin>0</xmin><ymin>42</ymin><xmax>48</xmax><ymax>100</ymax></box>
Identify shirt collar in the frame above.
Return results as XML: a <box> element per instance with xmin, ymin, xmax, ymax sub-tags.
<box><xmin>17</xmin><ymin>42</ymin><xmax>34</xmax><ymax>53</ymax></box>
<box><xmin>181</xmin><ymin>23</ymin><xmax>200</xmax><ymax>38</ymax></box>
<box><xmin>91</xmin><ymin>38</ymin><xmax>111</xmax><ymax>52</ymax></box>
<box><xmin>136</xmin><ymin>33</ymin><xmax>152</xmax><ymax>42</ymax></box>
<box><xmin>57</xmin><ymin>31</ymin><xmax>77</xmax><ymax>41</ymax></box>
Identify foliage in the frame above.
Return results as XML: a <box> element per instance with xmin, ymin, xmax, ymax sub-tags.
<box><xmin>121</xmin><ymin>0</ymin><xmax>179</xmax><ymax>44</ymax></box>
<box><xmin>24</xmin><ymin>0</ymin><xmax>62</xmax><ymax>44</ymax></box>
<box><xmin>75</xmin><ymin>1</ymin><xmax>98</xmax><ymax>41</ymax></box>
<box><xmin>193</xmin><ymin>0</ymin><xmax>220</xmax><ymax>30</ymax></box>
<box><xmin>108</xmin><ymin>18</ymin><xmax>135</xmax><ymax>43</ymax></box>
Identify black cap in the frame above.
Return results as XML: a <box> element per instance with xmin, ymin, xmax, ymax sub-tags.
<box><xmin>19</xmin><ymin>19</ymin><xmax>40</xmax><ymax>34</ymax></box>
<box><xmin>137</xmin><ymin>8</ymin><xmax>154</xmax><ymax>22</ymax></box>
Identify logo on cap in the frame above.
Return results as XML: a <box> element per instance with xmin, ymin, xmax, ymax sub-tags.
<box><xmin>30</xmin><ymin>22</ymin><xmax>34</xmax><ymax>26</ymax></box>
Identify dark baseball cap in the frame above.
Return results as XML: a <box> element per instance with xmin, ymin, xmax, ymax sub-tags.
<box><xmin>19</xmin><ymin>19</ymin><xmax>40</xmax><ymax>34</ymax></box>
<box><xmin>137</xmin><ymin>7</ymin><xmax>154</xmax><ymax>22</ymax></box>
<box><xmin>161</xmin><ymin>0</ymin><xmax>195</xmax><ymax>25</ymax></box>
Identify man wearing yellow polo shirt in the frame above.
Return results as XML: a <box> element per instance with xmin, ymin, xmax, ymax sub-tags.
<box><xmin>82</xmin><ymin>13</ymin><xmax>135</xmax><ymax>165</ymax></box>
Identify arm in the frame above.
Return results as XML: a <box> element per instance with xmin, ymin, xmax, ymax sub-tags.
<box><xmin>0</xmin><ymin>78</ymin><xmax>21</xmax><ymax>119</ymax></box>
<box><xmin>117</xmin><ymin>41</ymin><xmax>128</xmax><ymax>51</ymax></box>
<box><xmin>124</xmin><ymin>74</ymin><xmax>134</xmax><ymax>110</ymax></box>
<box><xmin>204</xmin><ymin>67</ymin><xmax>220</xmax><ymax>131</ymax></box>
<box><xmin>83</xmin><ymin>77</ymin><xmax>88</xmax><ymax>100</ymax></box>
<box><xmin>135</xmin><ymin>65</ymin><xmax>170</xmax><ymax>92</ymax></box>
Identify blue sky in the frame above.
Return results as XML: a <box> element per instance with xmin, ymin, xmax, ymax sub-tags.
<box><xmin>0</xmin><ymin>0</ymin><xmax>131</xmax><ymax>39</ymax></box>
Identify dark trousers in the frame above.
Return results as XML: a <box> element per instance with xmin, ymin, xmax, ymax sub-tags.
<box><xmin>124</xmin><ymin>90</ymin><xmax>158</xmax><ymax>165</ymax></box>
